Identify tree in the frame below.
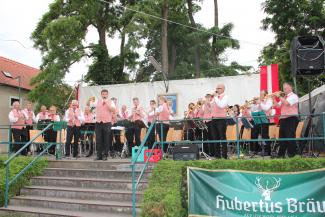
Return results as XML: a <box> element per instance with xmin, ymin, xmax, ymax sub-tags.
<box><xmin>211</xmin><ymin>0</ymin><xmax>219</xmax><ymax>64</ymax></box>
<box><xmin>260</xmin><ymin>0</ymin><xmax>325</xmax><ymax>95</ymax></box>
<box><xmin>31</xmin><ymin>0</ymin><xmax>138</xmax><ymax>104</ymax></box>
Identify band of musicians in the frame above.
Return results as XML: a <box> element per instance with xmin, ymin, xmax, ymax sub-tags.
<box><xmin>8</xmin><ymin>81</ymin><xmax>300</xmax><ymax>160</ymax></box>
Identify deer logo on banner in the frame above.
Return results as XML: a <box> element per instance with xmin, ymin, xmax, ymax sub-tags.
<box><xmin>255</xmin><ymin>177</ymin><xmax>281</xmax><ymax>201</ymax></box>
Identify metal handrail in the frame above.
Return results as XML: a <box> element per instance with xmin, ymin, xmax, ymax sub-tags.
<box><xmin>3</xmin><ymin>123</ymin><xmax>54</xmax><ymax>208</ymax></box>
<box><xmin>130</xmin><ymin>121</ymin><xmax>156</xmax><ymax>217</ymax></box>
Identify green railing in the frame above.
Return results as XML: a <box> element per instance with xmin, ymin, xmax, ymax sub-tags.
<box><xmin>130</xmin><ymin>112</ymin><xmax>325</xmax><ymax>217</ymax></box>
<box><xmin>1</xmin><ymin>122</ymin><xmax>66</xmax><ymax>208</ymax></box>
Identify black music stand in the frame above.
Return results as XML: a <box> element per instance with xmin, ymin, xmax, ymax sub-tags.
<box><xmin>193</xmin><ymin>119</ymin><xmax>211</xmax><ymax>160</ymax></box>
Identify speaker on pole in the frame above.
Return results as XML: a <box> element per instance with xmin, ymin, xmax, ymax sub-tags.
<box><xmin>290</xmin><ymin>36</ymin><xmax>325</xmax><ymax>76</ymax></box>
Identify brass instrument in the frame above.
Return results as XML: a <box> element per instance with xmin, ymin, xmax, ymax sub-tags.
<box><xmin>240</xmin><ymin>97</ymin><xmax>259</xmax><ymax>110</ymax></box>
<box><xmin>266</xmin><ymin>91</ymin><xmax>285</xmax><ymax>98</ymax></box>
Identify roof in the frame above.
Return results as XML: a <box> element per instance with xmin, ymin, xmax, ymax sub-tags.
<box><xmin>0</xmin><ymin>56</ymin><xmax>40</xmax><ymax>90</ymax></box>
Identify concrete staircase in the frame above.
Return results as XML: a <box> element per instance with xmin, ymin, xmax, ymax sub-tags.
<box><xmin>0</xmin><ymin>159</ymin><xmax>151</xmax><ymax>217</ymax></box>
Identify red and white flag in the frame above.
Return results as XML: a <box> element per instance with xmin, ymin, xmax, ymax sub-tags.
<box><xmin>260</xmin><ymin>64</ymin><xmax>279</xmax><ymax>93</ymax></box>
<box><xmin>260</xmin><ymin>64</ymin><xmax>280</xmax><ymax>124</ymax></box>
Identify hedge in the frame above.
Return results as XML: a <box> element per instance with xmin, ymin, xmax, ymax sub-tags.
<box><xmin>0</xmin><ymin>156</ymin><xmax>48</xmax><ymax>207</ymax></box>
<box><xmin>141</xmin><ymin>157</ymin><xmax>325</xmax><ymax>217</ymax></box>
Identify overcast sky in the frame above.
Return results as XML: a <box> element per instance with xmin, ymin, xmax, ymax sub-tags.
<box><xmin>0</xmin><ymin>0</ymin><xmax>274</xmax><ymax>85</ymax></box>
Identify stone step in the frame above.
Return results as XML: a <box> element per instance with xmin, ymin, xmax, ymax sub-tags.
<box><xmin>0</xmin><ymin>206</ymin><xmax>134</xmax><ymax>217</ymax></box>
<box><xmin>48</xmin><ymin>159</ymin><xmax>141</xmax><ymax>170</ymax></box>
<box><xmin>31</xmin><ymin>176</ymin><xmax>148</xmax><ymax>191</ymax></box>
<box><xmin>42</xmin><ymin>168</ymin><xmax>151</xmax><ymax>179</ymax></box>
<box><xmin>10</xmin><ymin>196</ymin><xmax>140</xmax><ymax>215</ymax></box>
<box><xmin>21</xmin><ymin>186</ymin><xmax>143</xmax><ymax>202</ymax></box>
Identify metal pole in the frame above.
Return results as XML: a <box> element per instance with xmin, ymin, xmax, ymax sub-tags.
<box><xmin>160</xmin><ymin>122</ymin><xmax>164</xmax><ymax>153</ymax></box>
<box><xmin>5</xmin><ymin>162</ymin><xmax>9</xmax><ymax>207</ymax></box>
<box><xmin>131</xmin><ymin>164</ymin><xmax>136</xmax><ymax>217</ymax></box>
<box><xmin>235</xmin><ymin>118</ymin><xmax>240</xmax><ymax>159</ymax></box>
<box><xmin>8</xmin><ymin>125</ymin><xmax>12</xmax><ymax>156</ymax></box>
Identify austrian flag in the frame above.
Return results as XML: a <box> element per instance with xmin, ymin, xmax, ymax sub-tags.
<box><xmin>260</xmin><ymin>64</ymin><xmax>279</xmax><ymax>93</ymax></box>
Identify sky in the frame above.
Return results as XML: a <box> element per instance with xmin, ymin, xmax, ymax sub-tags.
<box><xmin>0</xmin><ymin>0</ymin><xmax>274</xmax><ymax>86</ymax></box>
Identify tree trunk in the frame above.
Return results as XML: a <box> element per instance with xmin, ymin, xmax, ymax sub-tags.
<box><xmin>119</xmin><ymin>31</ymin><xmax>126</xmax><ymax>75</ymax></box>
<box><xmin>161</xmin><ymin>0</ymin><xmax>169</xmax><ymax>78</ymax></box>
<box><xmin>187</xmin><ymin>0</ymin><xmax>200</xmax><ymax>78</ymax></box>
<box><xmin>212</xmin><ymin>0</ymin><xmax>219</xmax><ymax>64</ymax></box>
<box><xmin>169</xmin><ymin>42</ymin><xmax>177</xmax><ymax>76</ymax></box>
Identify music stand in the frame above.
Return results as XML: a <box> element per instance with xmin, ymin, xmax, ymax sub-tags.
<box><xmin>251</xmin><ymin>111</ymin><xmax>269</xmax><ymax>159</ymax></box>
<box><xmin>193</xmin><ymin>119</ymin><xmax>211</xmax><ymax>160</ymax></box>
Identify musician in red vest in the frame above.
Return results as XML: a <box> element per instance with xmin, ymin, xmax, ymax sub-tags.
<box><xmin>36</xmin><ymin>105</ymin><xmax>49</xmax><ymax>121</ymax></box>
<box><xmin>47</xmin><ymin>105</ymin><xmax>60</xmax><ymax>154</ymax></box>
<box><xmin>202</xmin><ymin>94</ymin><xmax>214</xmax><ymax>156</ymax></box>
<box><xmin>83</xmin><ymin>106</ymin><xmax>94</xmax><ymax>157</ymax></box>
<box><xmin>95</xmin><ymin>89</ymin><xmax>115</xmax><ymax>161</ymax></box>
<box><xmin>130</xmin><ymin>97</ymin><xmax>145</xmax><ymax>147</ymax></box>
<box><xmin>64</xmin><ymin>100</ymin><xmax>84</xmax><ymax>158</ymax></box>
<box><xmin>23</xmin><ymin>102</ymin><xmax>36</xmax><ymax>153</ymax></box>
<box><xmin>146</xmin><ymin>100</ymin><xmax>157</xmax><ymax>149</ymax></box>
<box><xmin>8</xmin><ymin>101</ymin><xmax>27</xmax><ymax>155</ymax></box>
<box><xmin>156</xmin><ymin>96</ymin><xmax>170</xmax><ymax>153</ymax></box>
<box><xmin>211</xmin><ymin>84</ymin><xmax>229</xmax><ymax>159</ymax></box>
<box><xmin>274</xmin><ymin>83</ymin><xmax>299</xmax><ymax>157</ymax></box>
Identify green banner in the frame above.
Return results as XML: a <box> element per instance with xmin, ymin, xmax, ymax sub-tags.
<box><xmin>188</xmin><ymin>167</ymin><xmax>325</xmax><ymax>217</ymax></box>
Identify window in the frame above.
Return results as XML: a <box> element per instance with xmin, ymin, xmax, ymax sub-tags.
<box><xmin>2</xmin><ymin>71</ymin><xmax>13</xmax><ymax>78</ymax></box>
<box><xmin>9</xmin><ymin>97</ymin><xmax>20</xmax><ymax>107</ymax></box>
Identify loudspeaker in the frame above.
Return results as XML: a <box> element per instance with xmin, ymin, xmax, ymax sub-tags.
<box><xmin>173</xmin><ymin>143</ymin><xmax>199</xmax><ymax>161</ymax></box>
<box><xmin>290</xmin><ymin>36</ymin><xmax>325</xmax><ymax>76</ymax></box>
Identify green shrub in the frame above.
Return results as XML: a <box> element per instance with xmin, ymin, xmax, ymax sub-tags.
<box><xmin>0</xmin><ymin>156</ymin><xmax>48</xmax><ymax>207</ymax></box>
<box><xmin>141</xmin><ymin>157</ymin><xmax>325</xmax><ymax>217</ymax></box>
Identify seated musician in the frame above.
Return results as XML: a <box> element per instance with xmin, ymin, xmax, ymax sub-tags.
<box><xmin>184</xmin><ymin>103</ymin><xmax>196</xmax><ymax>141</ymax></box>
<box><xmin>23</xmin><ymin>102</ymin><xmax>37</xmax><ymax>144</ymax></box>
<box><xmin>111</xmin><ymin>97</ymin><xmax>123</xmax><ymax>156</ymax></box>
<box><xmin>156</xmin><ymin>96</ymin><xmax>170</xmax><ymax>153</ymax></box>
<box><xmin>36</xmin><ymin>105</ymin><xmax>49</xmax><ymax>122</ymax></box>
<box><xmin>147</xmin><ymin>100</ymin><xmax>157</xmax><ymax>149</ymax></box>
<box><xmin>47</xmin><ymin>106</ymin><xmax>60</xmax><ymax>154</ymax></box>
<box><xmin>64</xmin><ymin>100</ymin><xmax>85</xmax><ymax>158</ymax></box>
<box><xmin>83</xmin><ymin>106</ymin><xmax>95</xmax><ymax>157</ymax></box>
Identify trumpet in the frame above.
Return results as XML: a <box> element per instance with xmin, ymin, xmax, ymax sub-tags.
<box><xmin>266</xmin><ymin>91</ymin><xmax>285</xmax><ymax>98</ymax></box>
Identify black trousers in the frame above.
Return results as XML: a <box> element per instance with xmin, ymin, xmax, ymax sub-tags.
<box><xmin>210</xmin><ymin>119</ymin><xmax>227</xmax><ymax>159</ymax></box>
<box><xmin>146</xmin><ymin>122</ymin><xmax>156</xmax><ymax>149</ymax></box>
<box><xmin>183</xmin><ymin>128</ymin><xmax>195</xmax><ymax>141</ymax></box>
<box><xmin>156</xmin><ymin>123</ymin><xmax>170</xmax><ymax>152</ymax></box>
<box><xmin>250</xmin><ymin>123</ymin><xmax>271</xmax><ymax>155</ymax></box>
<box><xmin>111</xmin><ymin>127</ymin><xmax>123</xmax><ymax>153</ymax></box>
<box><xmin>205</xmin><ymin>121</ymin><xmax>214</xmax><ymax>155</ymax></box>
<box><xmin>65</xmin><ymin>126</ymin><xmax>81</xmax><ymax>157</ymax></box>
<box><xmin>46</xmin><ymin>128</ymin><xmax>57</xmax><ymax>154</ymax></box>
<box><xmin>12</xmin><ymin>128</ymin><xmax>27</xmax><ymax>155</ymax></box>
<box><xmin>81</xmin><ymin>133</ymin><xmax>94</xmax><ymax>152</ymax></box>
<box><xmin>278</xmin><ymin>116</ymin><xmax>299</xmax><ymax>158</ymax></box>
<box><xmin>95</xmin><ymin>122</ymin><xmax>112</xmax><ymax>158</ymax></box>
<box><xmin>128</xmin><ymin>124</ymin><xmax>142</xmax><ymax>147</ymax></box>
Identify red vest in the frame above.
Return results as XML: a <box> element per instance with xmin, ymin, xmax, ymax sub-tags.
<box><xmin>96</xmin><ymin>100</ymin><xmax>113</xmax><ymax>123</ymax></box>
<box><xmin>280</xmin><ymin>94</ymin><xmax>298</xmax><ymax>119</ymax></box>
<box><xmin>211</xmin><ymin>95</ymin><xmax>227</xmax><ymax>118</ymax></box>
<box><xmin>11</xmin><ymin>109</ymin><xmax>25</xmax><ymax>129</ymax></box>
<box><xmin>24</xmin><ymin>109</ymin><xmax>34</xmax><ymax>125</ymax></box>
<box><xmin>67</xmin><ymin>108</ymin><xmax>81</xmax><ymax>127</ymax></box>
<box><xmin>84</xmin><ymin>113</ymin><xmax>93</xmax><ymax>123</ymax></box>
<box><xmin>158</xmin><ymin>103</ymin><xmax>170</xmax><ymax>122</ymax></box>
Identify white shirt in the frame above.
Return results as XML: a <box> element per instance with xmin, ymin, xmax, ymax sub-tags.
<box><xmin>8</xmin><ymin>110</ymin><xmax>21</xmax><ymax>123</ymax></box>
<box><xmin>259</xmin><ymin>98</ymin><xmax>273</xmax><ymax>111</ymax></box>
<box><xmin>278</xmin><ymin>92</ymin><xmax>299</xmax><ymax>106</ymax></box>
<box><xmin>22</xmin><ymin>109</ymin><xmax>37</xmax><ymax>123</ymax></box>
<box><xmin>213</xmin><ymin>93</ymin><xmax>228</xmax><ymax>109</ymax></box>
<box><xmin>64</xmin><ymin>109</ymin><xmax>85</xmax><ymax>123</ymax></box>
<box><xmin>50</xmin><ymin>115</ymin><xmax>61</xmax><ymax>122</ymax></box>
<box><xmin>35</xmin><ymin>113</ymin><xmax>49</xmax><ymax>122</ymax></box>
<box><xmin>156</xmin><ymin>105</ymin><xmax>163</xmax><ymax>113</ymax></box>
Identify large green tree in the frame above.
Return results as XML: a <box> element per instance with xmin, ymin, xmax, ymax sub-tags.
<box><xmin>260</xmin><ymin>0</ymin><xmax>325</xmax><ymax>95</ymax></box>
<box><xmin>30</xmin><ymin>0</ymin><xmax>138</xmax><ymax>105</ymax></box>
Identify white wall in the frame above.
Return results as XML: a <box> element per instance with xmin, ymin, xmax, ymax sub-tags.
<box><xmin>79</xmin><ymin>74</ymin><xmax>260</xmax><ymax>117</ymax></box>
